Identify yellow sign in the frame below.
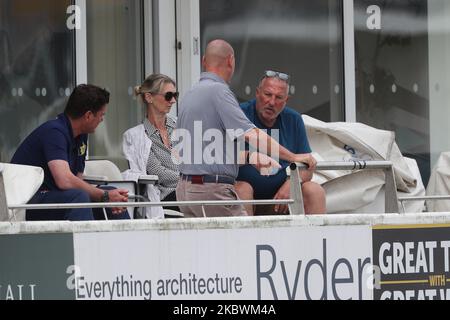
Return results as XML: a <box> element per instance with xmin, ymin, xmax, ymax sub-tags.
<box><xmin>79</xmin><ymin>143</ymin><xmax>87</xmax><ymax>156</ymax></box>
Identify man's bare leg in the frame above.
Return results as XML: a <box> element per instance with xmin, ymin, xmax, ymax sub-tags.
<box><xmin>302</xmin><ymin>181</ymin><xmax>326</xmax><ymax>215</ymax></box>
<box><xmin>235</xmin><ymin>181</ymin><xmax>254</xmax><ymax>216</ymax></box>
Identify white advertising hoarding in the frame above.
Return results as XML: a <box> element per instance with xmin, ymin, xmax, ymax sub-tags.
<box><xmin>72</xmin><ymin>225</ymin><xmax>373</xmax><ymax>300</ymax></box>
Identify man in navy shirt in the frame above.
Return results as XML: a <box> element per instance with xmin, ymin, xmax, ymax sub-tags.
<box><xmin>236</xmin><ymin>71</ymin><xmax>326</xmax><ymax>215</ymax></box>
<box><xmin>11</xmin><ymin>84</ymin><xmax>129</xmax><ymax>221</ymax></box>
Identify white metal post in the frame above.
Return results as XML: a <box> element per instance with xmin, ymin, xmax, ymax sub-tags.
<box><xmin>384</xmin><ymin>167</ymin><xmax>400</xmax><ymax>214</ymax></box>
<box><xmin>152</xmin><ymin>0</ymin><xmax>177</xmax><ymax>116</ymax></box>
<box><xmin>175</xmin><ymin>0</ymin><xmax>201</xmax><ymax>106</ymax></box>
<box><xmin>153</xmin><ymin>0</ymin><xmax>177</xmax><ymax>80</ymax></box>
<box><xmin>0</xmin><ymin>166</ymin><xmax>9</xmax><ymax>221</ymax></box>
<box><xmin>75</xmin><ymin>0</ymin><xmax>88</xmax><ymax>85</ymax></box>
<box><xmin>144</xmin><ymin>0</ymin><xmax>154</xmax><ymax>77</ymax></box>
<box><xmin>343</xmin><ymin>0</ymin><xmax>357</xmax><ymax>122</ymax></box>
<box><xmin>289</xmin><ymin>164</ymin><xmax>306</xmax><ymax>215</ymax></box>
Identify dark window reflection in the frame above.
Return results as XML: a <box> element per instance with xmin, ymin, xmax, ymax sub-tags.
<box><xmin>355</xmin><ymin>0</ymin><xmax>430</xmax><ymax>184</ymax></box>
<box><xmin>200</xmin><ymin>0</ymin><xmax>344</xmax><ymax>122</ymax></box>
<box><xmin>86</xmin><ymin>0</ymin><xmax>144</xmax><ymax>171</ymax></box>
<box><xmin>0</xmin><ymin>0</ymin><xmax>75</xmax><ymax>163</ymax></box>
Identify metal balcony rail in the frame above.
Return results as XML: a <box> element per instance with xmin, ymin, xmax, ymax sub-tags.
<box><xmin>0</xmin><ymin>160</ymin><xmax>410</xmax><ymax>221</ymax></box>
<box><xmin>289</xmin><ymin>160</ymin><xmax>399</xmax><ymax>215</ymax></box>
<box><xmin>398</xmin><ymin>195</ymin><xmax>450</xmax><ymax>213</ymax></box>
<box><xmin>5</xmin><ymin>200</ymin><xmax>293</xmax><ymax>221</ymax></box>
<box><xmin>7</xmin><ymin>199</ymin><xmax>293</xmax><ymax>211</ymax></box>
<box><xmin>0</xmin><ymin>167</ymin><xmax>7</xmax><ymax>221</ymax></box>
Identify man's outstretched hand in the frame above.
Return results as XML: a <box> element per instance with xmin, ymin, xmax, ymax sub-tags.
<box><xmin>249</xmin><ymin>152</ymin><xmax>282</xmax><ymax>176</ymax></box>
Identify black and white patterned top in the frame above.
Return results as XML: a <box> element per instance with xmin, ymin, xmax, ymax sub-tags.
<box><xmin>143</xmin><ymin>116</ymin><xmax>179</xmax><ymax>200</ymax></box>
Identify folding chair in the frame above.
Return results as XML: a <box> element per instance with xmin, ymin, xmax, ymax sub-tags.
<box><xmin>83</xmin><ymin>160</ymin><xmax>159</xmax><ymax>219</ymax></box>
<box><xmin>0</xmin><ymin>163</ymin><xmax>44</xmax><ymax>222</ymax></box>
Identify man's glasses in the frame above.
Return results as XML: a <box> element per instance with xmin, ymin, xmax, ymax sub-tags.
<box><xmin>263</xmin><ymin>70</ymin><xmax>290</xmax><ymax>82</ymax></box>
<box><xmin>155</xmin><ymin>91</ymin><xmax>179</xmax><ymax>102</ymax></box>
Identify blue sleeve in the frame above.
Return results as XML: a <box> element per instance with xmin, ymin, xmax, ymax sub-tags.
<box><xmin>42</xmin><ymin>128</ymin><xmax>70</xmax><ymax>163</ymax></box>
<box><xmin>295</xmin><ymin>115</ymin><xmax>312</xmax><ymax>154</ymax></box>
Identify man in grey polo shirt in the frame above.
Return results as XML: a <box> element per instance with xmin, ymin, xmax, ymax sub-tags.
<box><xmin>175</xmin><ymin>39</ymin><xmax>317</xmax><ymax>218</ymax></box>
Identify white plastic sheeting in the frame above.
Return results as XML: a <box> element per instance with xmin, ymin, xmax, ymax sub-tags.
<box><xmin>304</xmin><ymin>116</ymin><xmax>425</xmax><ymax>214</ymax></box>
<box><xmin>426</xmin><ymin>152</ymin><xmax>450</xmax><ymax>212</ymax></box>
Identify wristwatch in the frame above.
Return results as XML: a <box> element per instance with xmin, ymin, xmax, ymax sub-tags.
<box><xmin>101</xmin><ymin>190</ymin><xmax>110</xmax><ymax>202</ymax></box>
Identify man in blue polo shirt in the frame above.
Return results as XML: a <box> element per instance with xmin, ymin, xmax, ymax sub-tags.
<box><xmin>11</xmin><ymin>84</ymin><xmax>129</xmax><ymax>221</ymax></box>
<box><xmin>236</xmin><ymin>71</ymin><xmax>326</xmax><ymax>215</ymax></box>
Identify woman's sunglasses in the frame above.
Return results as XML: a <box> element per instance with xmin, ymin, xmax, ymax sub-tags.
<box><xmin>159</xmin><ymin>91</ymin><xmax>179</xmax><ymax>102</ymax></box>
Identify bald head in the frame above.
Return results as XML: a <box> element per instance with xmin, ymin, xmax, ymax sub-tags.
<box><xmin>203</xmin><ymin>39</ymin><xmax>235</xmax><ymax>82</ymax></box>
<box><xmin>204</xmin><ymin>40</ymin><xmax>234</xmax><ymax>66</ymax></box>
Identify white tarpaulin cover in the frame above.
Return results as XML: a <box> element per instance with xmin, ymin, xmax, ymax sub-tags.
<box><xmin>303</xmin><ymin>115</ymin><xmax>425</xmax><ymax>213</ymax></box>
<box><xmin>0</xmin><ymin>162</ymin><xmax>43</xmax><ymax>221</ymax></box>
<box><xmin>426</xmin><ymin>152</ymin><xmax>450</xmax><ymax>212</ymax></box>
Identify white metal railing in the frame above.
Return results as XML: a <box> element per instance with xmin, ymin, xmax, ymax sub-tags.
<box><xmin>6</xmin><ymin>200</ymin><xmax>294</xmax><ymax>221</ymax></box>
<box><xmin>7</xmin><ymin>200</ymin><xmax>294</xmax><ymax>211</ymax></box>
<box><xmin>398</xmin><ymin>195</ymin><xmax>450</xmax><ymax>213</ymax></box>
<box><xmin>1</xmin><ymin>160</ymin><xmax>433</xmax><ymax>221</ymax></box>
<box><xmin>290</xmin><ymin>160</ymin><xmax>399</xmax><ymax>215</ymax></box>
<box><xmin>0</xmin><ymin>165</ymin><xmax>8</xmax><ymax>221</ymax></box>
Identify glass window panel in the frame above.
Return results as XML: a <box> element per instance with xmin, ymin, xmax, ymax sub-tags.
<box><xmin>86</xmin><ymin>0</ymin><xmax>144</xmax><ymax>171</ymax></box>
<box><xmin>354</xmin><ymin>0</ymin><xmax>431</xmax><ymax>184</ymax></box>
<box><xmin>200</xmin><ymin>0</ymin><xmax>344</xmax><ymax>122</ymax></box>
<box><xmin>0</xmin><ymin>0</ymin><xmax>75</xmax><ymax>163</ymax></box>
<box><xmin>428</xmin><ymin>1</ymin><xmax>450</xmax><ymax>178</ymax></box>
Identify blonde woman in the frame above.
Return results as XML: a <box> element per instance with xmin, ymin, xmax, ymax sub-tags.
<box><xmin>123</xmin><ymin>74</ymin><xmax>180</xmax><ymax>216</ymax></box>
